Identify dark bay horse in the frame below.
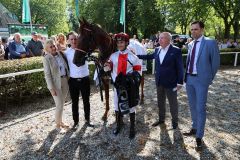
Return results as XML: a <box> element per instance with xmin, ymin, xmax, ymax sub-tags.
<box><xmin>73</xmin><ymin>19</ymin><xmax>145</xmax><ymax>121</ymax></box>
<box><xmin>73</xmin><ymin>19</ymin><xmax>115</xmax><ymax>121</ymax></box>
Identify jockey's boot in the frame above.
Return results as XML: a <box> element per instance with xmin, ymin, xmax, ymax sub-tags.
<box><xmin>129</xmin><ymin>112</ymin><xmax>136</xmax><ymax>139</ymax></box>
<box><xmin>113</xmin><ymin>111</ymin><xmax>122</xmax><ymax>135</ymax></box>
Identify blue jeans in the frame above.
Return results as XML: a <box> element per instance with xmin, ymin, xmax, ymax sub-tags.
<box><xmin>186</xmin><ymin>75</ymin><xmax>209</xmax><ymax>138</ymax></box>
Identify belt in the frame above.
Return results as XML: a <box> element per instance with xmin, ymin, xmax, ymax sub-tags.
<box><xmin>187</xmin><ymin>73</ymin><xmax>197</xmax><ymax>76</ymax></box>
<box><xmin>70</xmin><ymin>76</ymin><xmax>89</xmax><ymax>81</ymax></box>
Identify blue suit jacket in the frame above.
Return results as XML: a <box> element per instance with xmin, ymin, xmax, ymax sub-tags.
<box><xmin>138</xmin><ymin>44</ymin><xmax>184</xmax><ymax>88</ymax></box>
<box><xmin>185</xmin><ymin>37</ymin><xmax>220</xmax><ymax>85</ymax></box>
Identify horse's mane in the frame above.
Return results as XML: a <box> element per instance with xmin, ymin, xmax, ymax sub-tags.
<box><xmin>79</xmin><ymin>19</ymin><xmax>109</xmax><ymax>38</ymax></box>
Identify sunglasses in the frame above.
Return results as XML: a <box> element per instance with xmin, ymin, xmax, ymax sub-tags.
<box><xmin>49</xmin><ymin>45</ymin><xmax>56</xmax><ymax>49</ymax></box>
<box><xmin>191</xmin><ymin>28</ymin><xmax>200</xmax><ymax>31</ymax></box>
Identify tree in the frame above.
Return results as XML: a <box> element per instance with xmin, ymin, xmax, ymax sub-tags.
<box><xmin>157</xmin><ymin>0</ymin><xmax>210</xmax><ymax>35</ymax></box>
<box><xmin>207</xmin><ymin>0</ymin><xmax>240</xmax><ymax>39</ymax></box>
<box><xmin>0</xmin><ymin>0</ymin><xmax>69</xmax><ymax>36</ymax></box>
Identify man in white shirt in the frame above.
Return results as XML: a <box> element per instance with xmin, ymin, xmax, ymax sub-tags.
<box><xmin>137</xmin><ymin>32</ymin><xmax>184</xmax><ymax>129</ymax></box>
<box><xmin>65</xmin><ymin>31</ymin><xmax>93</xmax><ymax>128</ymax></box>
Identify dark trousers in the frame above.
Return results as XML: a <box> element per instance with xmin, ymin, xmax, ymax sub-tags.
<box><xmin>69</xmin><ymin>76</ymin><xmax>90</xmax><ymax>124</ymax></box>
<box><xmin>156</xmin><ymin>85</ymin><xmax>178</xmax><ymax>123</ymax></box>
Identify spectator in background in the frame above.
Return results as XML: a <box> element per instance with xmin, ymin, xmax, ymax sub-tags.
<box><xmin>174</xmin><ymin>36</ymin><xmax>184</xmax><ymax>48</ymax></box>
<box><xmin>185</xmin><ymin>38</ymin><xmax>193</xmax><ymax>49</ymax></box>
<box><xmin>37</xmin><ymin>34</ymin><xmax>44</xmax><ymax>44</ymax></box>
<box><xmin>27</xmin><ymin>32</ymin><xmax>44</xmax><ymax>56</ymax></box>
<box><xmin>56</xmin><ymin>33</ymin><xmax>67</xmax><ymax>52</ymax></box>
<box><xmin>0</xmin><ymin>37</ymin><xmax>5</xmax><ymax>60</ymax></box>
<box><xmin>141</xmin><ymin>39</ymin><xmax>145</xmax><ymax>46</ymax></box>
<box><xmin>1</xmin><ymin>37</ymin><xmax>9</xmax><ymax>60</ymax></box>
<box><xmin>9</xmin><ymin>33</ymin><xmax>27</xmax><ymax>59</ymax></box>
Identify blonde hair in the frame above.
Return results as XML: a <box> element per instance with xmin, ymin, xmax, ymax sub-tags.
<box><xmin>57</xmin><ymin>33</ymin><xmax>66</xmax><ymax>44</ymax></box>
<box><xmin>44</xmin><ymin>39</ymin><xmax>55</xmax><ymax>53</ymax></box>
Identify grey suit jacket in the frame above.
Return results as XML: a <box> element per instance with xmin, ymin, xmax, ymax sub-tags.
<box><xmin>43</xmin><ymin>52</ymin><xmax>69</xmax><ymax>90</ymax></box>
<box><xmin>186</xmin><ymin>36</ymin><xmax>220</xmax><ymax>85</ymax></box>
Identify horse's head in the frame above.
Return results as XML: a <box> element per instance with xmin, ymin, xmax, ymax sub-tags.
<box><xmin>73</xmin><ymin>18</ymin><xmax>115</xmax><ymax>67</ymax></box>
<box><xmin>73</xmin><ymin>19</ymin><xmax>97</xmax><ymax>66</ymax></box>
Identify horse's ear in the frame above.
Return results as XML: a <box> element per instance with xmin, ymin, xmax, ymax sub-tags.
<box><xmin>82</xmin><ymin>17</ymin><xmax>88</xmax><ymax>25</ymax></box>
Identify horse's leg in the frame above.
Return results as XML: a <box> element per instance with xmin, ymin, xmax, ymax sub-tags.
<box><xmin>140</xmin><ymin>73</ymin><xmax>144</xmax><ymax>104</ymax></box>
<box><xmin>102</xmin><ymin>77</ymin><xmax>110</xmax><ymax>121</ymax></box>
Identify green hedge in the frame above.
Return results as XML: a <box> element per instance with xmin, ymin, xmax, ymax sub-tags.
<box><xmin>0</xmin><ymin>57</ymin><xmax>95</xmax><ymax>107</ymax></box>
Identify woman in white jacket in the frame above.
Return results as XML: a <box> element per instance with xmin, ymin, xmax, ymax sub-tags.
<box><xmin>42</xmin><ymin>39</ymin><xmax>69</xmax><ymax>131</ymax></box>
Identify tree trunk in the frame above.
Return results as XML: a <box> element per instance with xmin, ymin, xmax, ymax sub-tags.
<box><xmin>224</xmin><ymin>20</ymin><xmax>231</xmax><ymax>39</ymax></box>
<box><xmin>233</xmin><ymin>20</ymin><xmax>239</xmax><ymax>41</ymax></box>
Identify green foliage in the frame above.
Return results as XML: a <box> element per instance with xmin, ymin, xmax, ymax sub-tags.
<box><xmin>0</xmin><ymin>0</ymin><xmax>69</xmax><ymax>36</ymax></box>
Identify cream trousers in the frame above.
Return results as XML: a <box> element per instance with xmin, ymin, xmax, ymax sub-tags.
<box><xmin>51</xmin><ymin>77</ymin><xmax>69</xmax><ymax>125</ymax></box>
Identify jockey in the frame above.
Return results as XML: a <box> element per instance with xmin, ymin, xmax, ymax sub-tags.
<box><xmin>104</xmin><ymin>32</ymin><xmax>142</xmax><ymax>139</ymax></box>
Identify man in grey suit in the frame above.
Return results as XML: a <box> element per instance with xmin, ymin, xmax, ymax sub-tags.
<box><xmin>183</xmin><ymin>21</ymin><xmax>220</xmax><ymax>151</ymax></box>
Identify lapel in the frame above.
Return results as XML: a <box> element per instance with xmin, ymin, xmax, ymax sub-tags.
<box><xmin>161</xmin><ymin>44</ymin><xmax>172</xmax><ymax>65</ymax></box>
<box><xmin>197</xmin><ymin>36</ymin><xmax>206</xmax><ymax>61</ymax></box>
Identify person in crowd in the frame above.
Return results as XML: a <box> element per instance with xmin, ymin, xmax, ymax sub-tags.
<box><xmin>56</xmin><ymin>33</ymin><xmax>67</xmax><ymax>52</ymax></box>
<box><xmin>128</xmin><ymin>38</ymin><xmax>147</xmax><ymax>104</ymax></box>
<box><xmin>104</xmin><ymin>33</ymin><xmax>142</xmax><ymax>139</ymax></box>
<box><xmin>8</xmin><ymin>33</ymin><xmax>27</xmax><ymax>59</ymax></box>
<box><xmin>0</xmin><ymin>37</ymin><xmax>5</xmax><ymax>60</ymax></box>
<box><xmin>137</xmin><ymin>32</ymin><xmax>184</xmax><ymax>129</ymax></box>
<box><xmin>185</xmin><ymin>38</ymin><xmax>193</xmax><ymax>49</ymax></box>
<box><xmin>183</xmin><ymin>21</ymin><xmax>220</xmax><ymax>151</ymax></box>
<box><xmin>27</xmin><ymin>32</ymin><xmax>44</xmax><ymax>56</ymax></box>
<box><xmin>154</xmin><ymin>32</ymin><xmax>160</xmax><ymax>47</ymax></box>
<box><xmin>65</xmin><ymin>31</ymin><xmax>93</xmax><ymax>128</ymax></box>
<box><xmin>141</xmin><ymin>39</ymin><xmax>145</xmax><ymax>46</ymax></box>
<box><xmin>174</xmin><ymin>36</ymin><xmax>184</xmax><ymax>48</ymax></box>
<box><xmin>42</xmin><ymin>39</ymin><xmax>70</xmax><ymax>131</ymax></box>
<box><xmin>1</xmin><ymin>37</ymin><xmax>9</xmax><ymax>60</ymax></box>
<box><xmin>144</xmin><ymin>39</ymin><xmax>150</xmax><ymax>49</ymax></box>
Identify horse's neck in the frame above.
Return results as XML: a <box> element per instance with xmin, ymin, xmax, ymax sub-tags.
<box><xmin>98</xmin><ymin>35</ymin><xmax>114</xmax><ymax>55</ymax></box>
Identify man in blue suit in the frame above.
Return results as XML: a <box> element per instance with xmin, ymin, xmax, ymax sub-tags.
<box><xmin>138</xmin><ymin>32</ymin><xmax>184</xmax><ymax>129</ymax></box>
<box><xmin>183</xmin><ymin>21</ymin><xmax>220</xmax><ymax>151</ymax></box>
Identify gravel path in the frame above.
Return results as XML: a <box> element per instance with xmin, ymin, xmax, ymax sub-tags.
<box><xmin>1</xmin><ymin>66</ymin><xmax>240</xmax><ymax>160</ymax></box>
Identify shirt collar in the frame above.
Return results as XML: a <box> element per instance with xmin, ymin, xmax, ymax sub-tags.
<box><xmin>160</xmin><ymin>44</ymin><xmax>170</xmax><ymax>51</ymax></box>
<box><xmin>195</xmin><ymin>35</ymin><xmax>204</xmax><ymax>42</ymax></box>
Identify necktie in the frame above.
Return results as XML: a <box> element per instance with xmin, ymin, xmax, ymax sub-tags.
<box><xmin>188</xmin><ymin>41</ymin><xmax>199</xmax><ymax>74</ymax></box>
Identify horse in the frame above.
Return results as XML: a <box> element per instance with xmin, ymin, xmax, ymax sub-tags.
<box><xmin>73</xmin><ymin>19</ymin><xmax>145</xmax><ymax>121</ymax></box>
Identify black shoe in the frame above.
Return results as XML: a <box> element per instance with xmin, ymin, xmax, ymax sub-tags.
<box><xmin>183</xmin><ymin>129</ymin><xmax>197</xmax><ymax>136</ymax></box>
<box><xmin>152</xmin><ymin>121</ymin><xmax>164</xmax><ymax>127</ymax></box>
<box><xmin>172</xmin><ymin>122</ymin><xmax>178</xmax><ymax>129</ymax></box>
<box><xmin>195</xmin><ymin>138</ymin><xmax>203</xmax><ymax>152</ymax></box>
<box><xmin>85</xmin><ymin>120</ymin><xmax>94</xmax><ymax>127</ymax></box>
<box><xmin>113</xmin><ymin>111</ymin><xmax>122</xmax><ymax>135</ymax></box>
<box><xmin>129</xmin><ymin>113</ymin><xmax>136</xmax><ymax>139</ymax></box>
<box><xmin>72</xmin><ymin>122</ymin><xmax>79</xmax><ymax>129</ymax></box>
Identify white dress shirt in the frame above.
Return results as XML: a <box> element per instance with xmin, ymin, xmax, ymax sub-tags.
<box><xmin>188</xmin><ymin>35</ymin><xmax>203</xmax><ymax>74</ymax></box>
<box><xmin>158</xmin><ymin>44</ymin><xmax>170</xmax><ymax>64</ymax></box>
<box><xmin>65</xmin><ymin>47</ymin><xmax>89</xmax><ymax>78</ymax></box>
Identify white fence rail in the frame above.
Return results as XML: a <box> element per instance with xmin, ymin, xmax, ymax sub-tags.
<box><xmin>0</xmin><ymin>53</ymin><xmax>239</xmax><ymax>79</ymax></box>
<box><xmin>152</xmin><ymin>52</ymin><xmax>239</xmax><ymax>74</ymax></box>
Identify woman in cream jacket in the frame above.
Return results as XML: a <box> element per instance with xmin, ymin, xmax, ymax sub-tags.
<box><xmin>43</xmin><ymin>39</ymin><xmax>69</xmax><ymax>130</ymax></box>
